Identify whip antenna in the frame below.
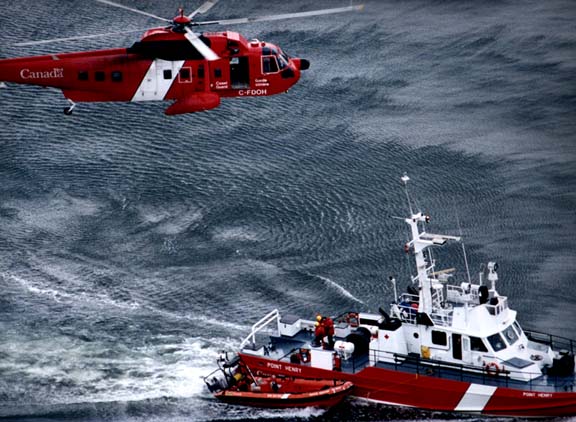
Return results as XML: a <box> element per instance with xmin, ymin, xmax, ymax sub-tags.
<box><xmin>454</xmin><ymin>199</ymin><xmax>472</xmax><ymax>284</ymax></box>
<box><xmin>401</xmin><ymin>173</ymin><xmax>413</xmax><ymax>215</ymax></box>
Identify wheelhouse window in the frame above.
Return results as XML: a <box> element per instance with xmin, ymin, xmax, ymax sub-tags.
<box><xmin>431</xmin><ymin>330</ymin><xmax>447</xmax><ymax>346</ymax></box>
<box><xmin>513</xmin><ymin>320</ymin><xmax>524</xmax><ymax>337</ymax></box>
<box><xmin>470</xmin><ymin>336</ymin><xmax>488</xmax><ymax>352</ymax></box>
<box><xmin>78</xmin><ymin>71</ymin><xmax>88</xmax><ymax>81</ymax></box>
<box><xmin>95</xmin><ymin>71</ymin><xmax>105</xmax><ymax>82</ymax></box>
<box><xmin>111</xmin><ymin>71</ymin><xmax>122</xmax><ymax>82</ymax></box>
<box><xmin>262</xmin><ymin>56</ymin><xmax>279</xmax><ymax>74</ymax></box>
<box><xmin>487</xmin><ymin>333</ymin><xmax>506</xmax><ymax>352</ymax></box>
<box><xmin>502</xmin><ymin>325</ymin><xmax>519</xmax><ymax>346</ymax></box>
<box><xmin>163</xmin><ymin>69</ymin><xmax>172</xmax><ymax>80</ymax></box>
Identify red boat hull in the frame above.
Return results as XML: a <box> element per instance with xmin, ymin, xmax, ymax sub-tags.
<box><xmin>240</xmin><ymin>353</ymin><xmax>576</xmax><ymax>417</ymax></box>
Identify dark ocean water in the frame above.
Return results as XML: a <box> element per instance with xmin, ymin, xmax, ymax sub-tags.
<box><xmin>1</xmin><ymin>0</ymin><xmax>575</xmax><ymax>421</ymax></box>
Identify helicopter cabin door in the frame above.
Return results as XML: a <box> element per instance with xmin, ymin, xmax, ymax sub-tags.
<box><xmin>132</xmin><ymin>59</ymin><xmax>185</xmax><ymax>101</ymax></box>
<box><xmin>230</xmin><ymin>56</ymin><xmax>249</xmax><ymax>89</ymax></box>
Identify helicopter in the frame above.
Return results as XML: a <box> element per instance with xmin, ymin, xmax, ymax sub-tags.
<box><xmin>0</xmin><ymin>0</ymin><xmax>363</xmax><ymax>116</ymax></box>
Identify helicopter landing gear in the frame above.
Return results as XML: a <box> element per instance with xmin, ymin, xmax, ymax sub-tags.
<box><xmin>64</xmin><ymin>99</ymin><xmax>77</xmax><ymax>115</ymax></box>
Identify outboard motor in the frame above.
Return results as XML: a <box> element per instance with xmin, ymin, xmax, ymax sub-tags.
<box><xmin>204</xmin><ymin>371</ymin><xmax>230</xmax><ymax>393</ymax></box>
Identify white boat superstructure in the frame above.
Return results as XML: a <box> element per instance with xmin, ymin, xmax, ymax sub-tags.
<box><xmin>370</xmin><ymin>175</ymin><xmax>567</xmax><ymax>382</ymax></box>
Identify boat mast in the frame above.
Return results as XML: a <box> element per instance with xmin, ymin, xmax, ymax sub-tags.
<box><xmin>402</xmin><ymin>175</ymin><xmax>460</xmax><ymax>314</ymax></box>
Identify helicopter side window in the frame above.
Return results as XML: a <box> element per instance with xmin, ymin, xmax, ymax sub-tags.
<box><xmin>78</xmin><ymin>71</ymin><xmax>88</xmax><ymax>81</ymax></box>
<box><xmin>180</xmin><ymin>68</ymin><xmax>191</xmax><ymax>80</ymax></box>
<box><xmin>111</xmin><ymin>71</ymin><xmax>122</xmax><ymax>82</ymax></box>
<box><xmin>214</xmin><ymin>68</ymin><xmax>222</xmax><ymax>78</ymax></box>
<box><xmin>262</xmin><ymin>56</ymin><xmax>279</xmax><ymax>74</ymax></box>
<box><xmin>163</xmin><ymin>69</ymin><xmax>172</xmax><ymax>80</ymax></box>
<box><xmin>198</xmin><ymin>65</ymin><xmax>205</xmax><ymax>78</ymax></box>
<box><xmin>95</xmin><ymin>71</ymin><xmax>105</xmax><ymax>82</ymax></box>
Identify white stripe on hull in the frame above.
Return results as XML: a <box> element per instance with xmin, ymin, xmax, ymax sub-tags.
<box><xmin>131</xmin><ymin>59</ymin><xmax>185</xmax><ymax>102</ymax></box>
<box><xmin>454</xmin><ymin>384</ymin><xmax>497</xmax><ymax>412</ymax></box>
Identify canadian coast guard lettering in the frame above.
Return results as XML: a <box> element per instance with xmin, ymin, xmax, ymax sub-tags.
<box><xmin>239</xmin><ymin>89</ymin><xmax>267</xmax><ymax>96</ymax></box>
<box><xmin>20</xmin><ymin>68</ymin><xmax>64</xmax><ymax>80</ymax></box>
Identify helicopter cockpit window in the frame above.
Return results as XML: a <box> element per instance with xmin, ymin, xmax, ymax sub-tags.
<box><xmin>277</xmin><ymin>54</ymin><xmax>288</xmax><ymax>70</ymax></box>
<box><xmin>262</xmin><ymin>56</ymin><xmax>279</xmax><ymax>74</ymax></box>
<box><xmin>262</xmin><ymin>46</ymin><xmax>271</xmax><ymax>56</ymax></box>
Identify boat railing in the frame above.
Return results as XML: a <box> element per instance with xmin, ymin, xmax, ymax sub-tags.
<box><xmin>429</xmin><ymin>308</ymin><xmax>453</xmax><ymax>327</ymax></box>
<box><xmin>446</xmin><ymin>284</ymin><xmax>479</xmax><ymax>304</ymax></box>
<box><xmin>525</xmin><ymin>329</ymin><xmax>575</xmax><ymax>354</ymax></box>
<box><xmin>397</xmin><ymin>293</ymin><xmax>419</xmax><ymax>324</ymax></box>
<box><xmin>240</xmin><ymin>309</ymin><xmax>280</xmax><ymax>350</ymax></box>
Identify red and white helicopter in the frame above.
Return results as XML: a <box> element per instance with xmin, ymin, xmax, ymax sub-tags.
<box><xmin>0</xmin><ymin>0</ymin><xmax>363</xmax><ymax>115</ymax></box>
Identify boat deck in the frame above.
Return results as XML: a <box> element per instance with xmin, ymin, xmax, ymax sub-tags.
<box><xmin>242</xmin><ymin>329</ymin><xmax>575</xmax><ymax>394</ymax></box>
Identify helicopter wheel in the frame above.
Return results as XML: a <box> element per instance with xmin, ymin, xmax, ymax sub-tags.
<box><xmin>63</xmin><ymin>107</ymin><xmax>73</xmax><ymax>115</ymax></box>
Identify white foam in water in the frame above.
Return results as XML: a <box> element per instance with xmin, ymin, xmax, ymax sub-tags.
<box><xmin>307</xmin><ymin>272</ymin><xmax>366</xmax><ymax>305</ymax></box>
<box><xmin>8</xmin><ymin>273</ymin><xmax>141</xmax><ymax>310</ymax></box>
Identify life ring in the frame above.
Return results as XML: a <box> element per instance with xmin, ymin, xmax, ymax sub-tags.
<box><xmin>345</xmin><ymin>312</ymin><xmax>359</xmax><ymax>327</ymax></box>
<box><xmin>485</xmin><ymin>361</ymin><xmax>500</xmax><ymax>375</ymax></box>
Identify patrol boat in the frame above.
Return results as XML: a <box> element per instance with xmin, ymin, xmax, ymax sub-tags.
<box><xmin>206</xmin><ymin>175</ymin><xmax>576</xmax><ymax>416</ymax></box>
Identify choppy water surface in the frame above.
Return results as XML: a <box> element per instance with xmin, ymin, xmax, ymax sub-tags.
<box><xmin>1</xmin><ymin>0</ymin><xmax>575</xmax><ymax>421</ymax></box>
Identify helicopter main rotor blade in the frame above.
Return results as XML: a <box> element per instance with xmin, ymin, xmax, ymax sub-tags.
<box><xmin>95</xmin><ymin>0</ymin><xmax>171</xmax><ymax>22</ymax></box>
<box><xmin>192</xmin><ymin>4</ymin><xmax>364</xmax><ymax>27</ymax></box>
<box><xmin>184</xmin><ymin>27</ymin><xmax>219</xmax><ymax>61</ymax></box>
<box><xmin>188</xmin><ymin>0</ymin><xmax>220</xmax><ymax>20</ymax></box>
<box><xmin>14</xmin><ymin>28</ymin><xmax>148</xmax><ymax>47</ymax></box>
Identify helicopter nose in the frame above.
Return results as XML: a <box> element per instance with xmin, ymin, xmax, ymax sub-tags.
<box><xmin>298</xmin><ymin>58</ymin><xmax>310</xmax><ymax>71</ymax></box>
<box><xmin>292</xmin><ymin>58</ymin><xmax>310</xmax><ymax>71</ymax></box>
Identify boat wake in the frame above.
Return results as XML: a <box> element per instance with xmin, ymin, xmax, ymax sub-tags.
<box><xmin>304</xmin><ymin>271</ymin><xmax>366</xmax><ymax>305</ymax></box>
